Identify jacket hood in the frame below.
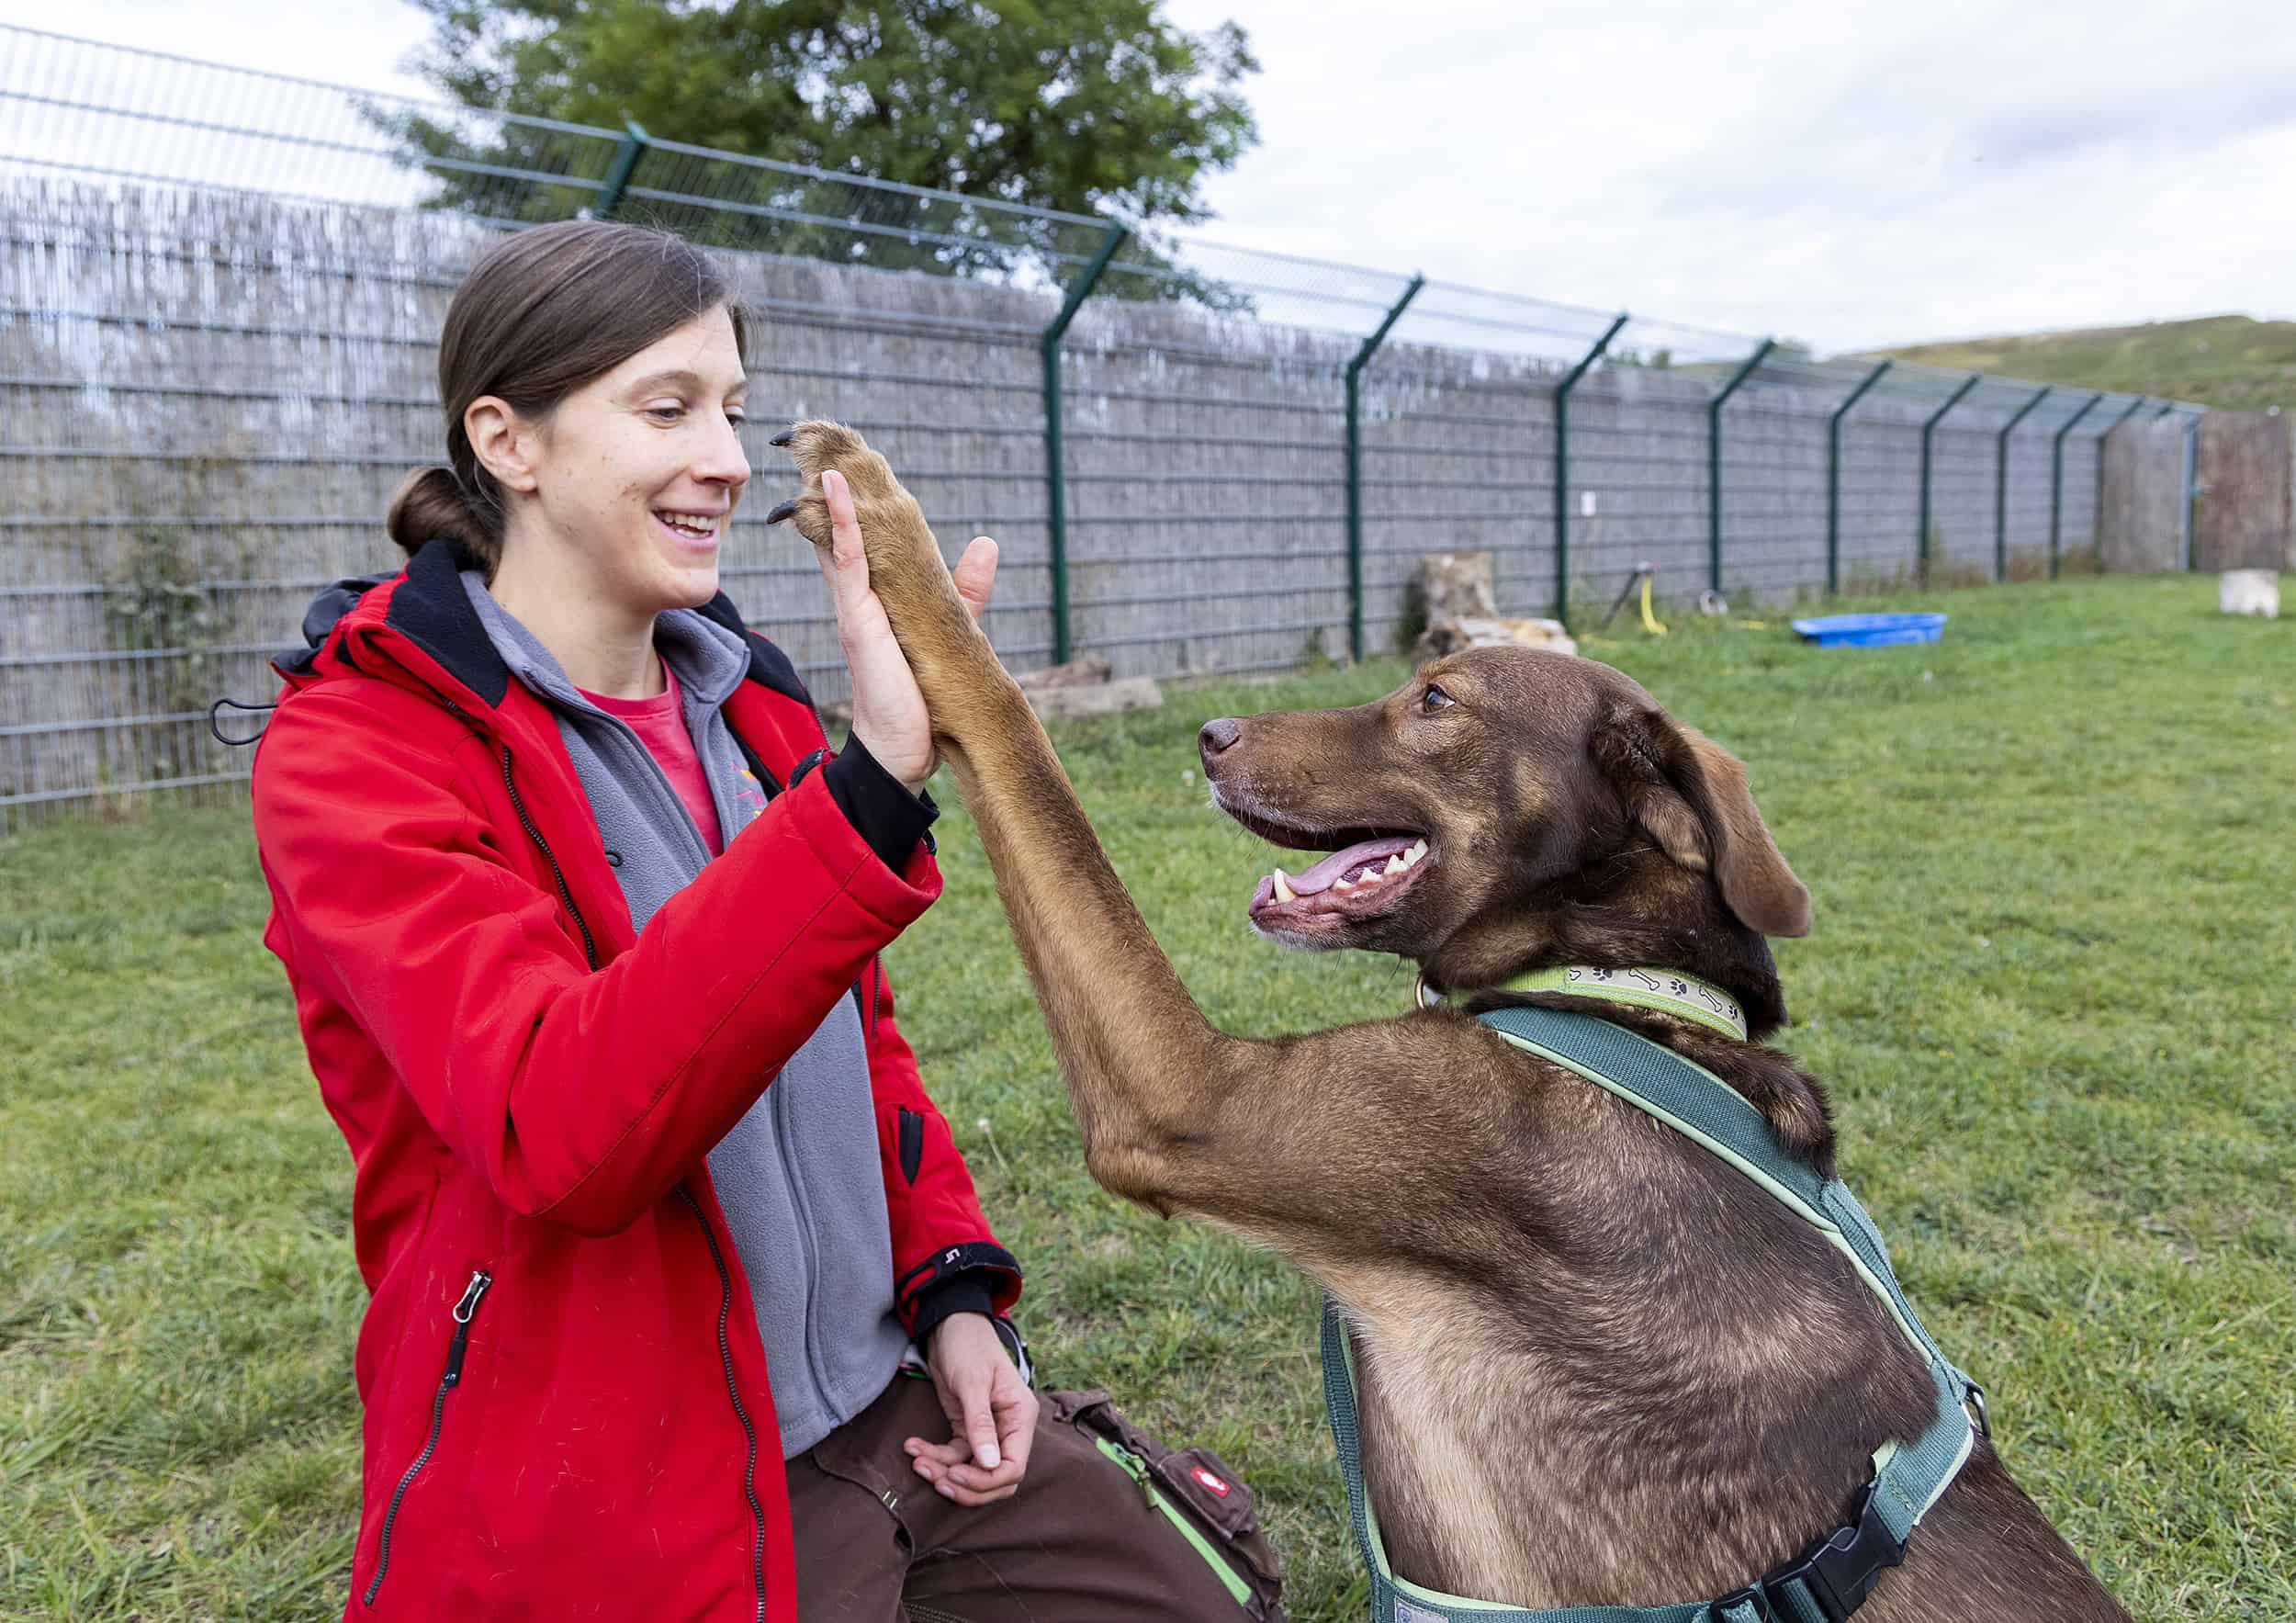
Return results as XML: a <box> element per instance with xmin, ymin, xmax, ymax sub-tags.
<box><xmin>277</xmin><ymin>537</ymin><xmax>815</xmax><ymax>716</ymax></box>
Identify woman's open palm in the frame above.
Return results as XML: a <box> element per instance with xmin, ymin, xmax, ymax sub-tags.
<box><xmin>812</xmin><ymin>468</ymin><xmax>996</xmax><ymax>791</ymax></box>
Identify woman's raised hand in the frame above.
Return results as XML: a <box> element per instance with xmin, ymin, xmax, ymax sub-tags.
<box><xmin>812</xmin><ymin>469</ymin><xmax>997</xmax><ymax>793</ymax></box>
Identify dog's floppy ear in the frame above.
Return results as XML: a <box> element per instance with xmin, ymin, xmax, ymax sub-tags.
<box><xmin>1597</xmin><ymin>708</ymin><xmax>1812</xmax><ymax>939</ymax></box>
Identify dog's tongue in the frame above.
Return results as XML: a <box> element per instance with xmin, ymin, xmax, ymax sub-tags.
<box><xmin>1284</xmin><ymin>836</ymin><xmax>1411</xmax><ymax>895</ymax></box>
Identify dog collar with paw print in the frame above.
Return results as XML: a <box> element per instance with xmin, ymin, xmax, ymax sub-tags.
<box><xmin>1414</xmin><ymin>964</ymin><xmax>1749</xmax><ymax>1043</ymax></box>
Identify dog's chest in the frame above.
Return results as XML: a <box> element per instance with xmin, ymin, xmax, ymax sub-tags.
<box><xmin>1341</xmin><ymin>1294</ymin><xmax>1567</xmax><ymax>1606</ymax></box>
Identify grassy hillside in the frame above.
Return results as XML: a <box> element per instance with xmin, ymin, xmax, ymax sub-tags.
<box><xmin>1871</xmin><ymin>313</ymin><xmax>2296</xmax><ymax>411</ymax></box>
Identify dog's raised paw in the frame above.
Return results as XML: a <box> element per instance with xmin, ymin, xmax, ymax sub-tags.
<box><xmin>764</xmin><ymin>420</ymin><xmax>879</xmax><ymax>553</ymax></box>
<box><xmin>764</xmin><ymin>419</ymin><xmax>959</xmax><ymax>622</ymax></box>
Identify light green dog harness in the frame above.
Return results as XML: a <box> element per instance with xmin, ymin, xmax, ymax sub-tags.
<box><xmin>1322</xmin><ymin>972</ymin><xmax>1986</xmax><ymax>1623</ymax></box>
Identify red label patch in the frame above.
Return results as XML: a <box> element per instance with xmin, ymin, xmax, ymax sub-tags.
<box><xmin>1192</xmin><ymin>1466</ymin><xmax>1230</xmax><ymax>1498</ymax></box>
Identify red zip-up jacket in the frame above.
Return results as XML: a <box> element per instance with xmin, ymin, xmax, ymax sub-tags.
<box><xmin>249</xmin><ymin>541</ymin><xmax>1020</xmax><ymax>1621</ymax></box>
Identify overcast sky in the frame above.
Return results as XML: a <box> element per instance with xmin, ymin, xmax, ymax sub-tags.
<box><xmin>8</xmin><ymin>0</ymin><xmax>2291</xmax><ymax>353</ymax></box>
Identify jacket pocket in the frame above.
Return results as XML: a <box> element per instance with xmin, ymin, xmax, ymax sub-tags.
<box><xmin>1045</xmin><ymin>1388</ymin><xmax>1284</xmax><ymax>1617</ymax></box>
<box><xmin>361</xmin><ymin>1268</ymin><xmax>492</xmax><ymax>1609</ymax></box>
<box><xmin>896</xmin><ymin>1108</ymin><xmax>925</xmax><ymax>1185</ymax></box>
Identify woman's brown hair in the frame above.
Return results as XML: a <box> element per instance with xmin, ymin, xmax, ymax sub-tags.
<box><xmin>388</xmin><ymin>220</ymin><xmax>748</xmax><ymax>572</ymax></box>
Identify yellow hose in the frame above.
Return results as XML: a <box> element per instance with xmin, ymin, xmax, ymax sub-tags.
<box><xmin>1638</xmin><ymin>572</ymin><xmax>1669</xmax><ymax>637</ymax></box>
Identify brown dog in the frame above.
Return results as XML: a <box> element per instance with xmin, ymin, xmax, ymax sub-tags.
<box><xmin>767</xmin><ymin>423</ymin><xmax>2128</xmax><ymax>1620</ymax></box>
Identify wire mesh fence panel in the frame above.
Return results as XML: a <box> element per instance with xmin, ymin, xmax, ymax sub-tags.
<box><xmin>2057</xmin><ymin>434</ymin><xmax>2107</xmax><ymax>565</ymax></box>
<box><xmin>1928</xmin><ymin>423</ymin><xmax>2000</xmax><ymax>583</ymax></box>
<box><xmin>1357</xmin><ymin>346</ymin><xmax>1557</xmax><ymax>651</ymax></box>
<box><xmin>2001</xmin><ymin>423</ymin><xmax>2063</xmax><ymax>579</ymax></box>
<box><xmin>1058</xmin><ymin>322</ymin><xmax>1352</xmax><ymax>680</ymax></box>
<box><xmin>1835</xmin><ymin>409</ymin><xmax>1926</xmax><ymax>591</ymax></box>
<box><xmin>1714</xmin><ymin>401</ymin><xmax>1822</xmax><ymax>604</ymax></box>
<box><xmin>1559</xmin><ymin>370</ymin><xmax>1712</xmax><ymax>611</ymax></box>
<box><xmin>1047</xmin><ymin>245</ymin><xmax>1409</xmax><ymax>681</ymax></box>
<box><xmin>722</xmin><ymin>257</ymin><xmax>1052</xmax><ymax>698</ymax></box>
<box><xmin>0</xmin><ymin>183</ymin><xmax>481</xmax><ymax>816</ymax></box>
<box><xmin>0</xmin><ymin>24</ymin><xmax>2206</xmax><ymax>821</ymax></box>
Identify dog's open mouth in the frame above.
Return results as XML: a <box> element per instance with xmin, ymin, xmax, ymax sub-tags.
<box><xmin>1242</xmin><ymin>828</ymin><xmax>1432</xmax><ymax>928</ymax></box>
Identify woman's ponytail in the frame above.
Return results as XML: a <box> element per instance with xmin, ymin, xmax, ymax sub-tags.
<box><xmin>386</xmin><ymin>465</ymin><xmax>501</xmax><ymax>569</ymax></box>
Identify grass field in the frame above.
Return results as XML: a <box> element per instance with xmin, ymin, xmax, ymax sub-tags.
<box><xmin>3</xmin><ymin>575</ymin><xmax>2291</xmax><ymax>1620</ymax></box>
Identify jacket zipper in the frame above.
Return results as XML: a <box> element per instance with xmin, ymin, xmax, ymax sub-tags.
<box><xmin>363</xmin><ymin>1268</ymin><xmax>491</xmax><ymax>1607</ymax></box>
<box><xmin>498</xmin><ymin>746</ymin><xmax>599</xmax><ymax>970</ymax></box>
<box><xmin>435</xmin><ymin>695</ymin><xmax>601</xmax><ymax>973</ymax></box>
<box><xmin>678</xmin><ymin>1184</ymin><xmax>768</xmax><ymax>1623</ymax></box>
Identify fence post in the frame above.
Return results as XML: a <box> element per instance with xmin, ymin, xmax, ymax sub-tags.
<box><xmin>1827</xmin><ymin>359</ymin><xmax>1892</xmax><ymax>598</ymax></box>
<box><xmin>1553</xmin><ymin>311</ymin><xmax>1629</xmax><ymax>631</ymax></box>
<box><xmin>595</xmin><ymin>121</ymin><xmax>650</xmax><ymax>220</ymax></box>
<box><xmin>1040</xmin><ymin>221</ymin><xmax>1129</xmax><ymax>667</ymax></box>
<box><xmin>1994</xmin><ymin>384</ymin><xmax>2052</xmax><ymax>581</ymax></box>
<box><xmin>1917</xmin><ymin>373</ymin><xmax>1983</xmax><ymax>584</ymax></box>
<box><xmin>2088</xmin><ymin>395</ymin><xmax>2149</xmax><ymax>575</ymax></box>
<box><xmin>1345</xmin><ymin>274</ymin><xmax>1424</xmax><ymax>661</ymax></box>
<box><xmin>2049</xmin><ymin>391</ymin><xmax>2104</xmax><ymax>578</ymax></box>
<box><xmin>1707</xmin><ymin>337</ymin><xmax>1775</xmax><ymax>596</ymax></box>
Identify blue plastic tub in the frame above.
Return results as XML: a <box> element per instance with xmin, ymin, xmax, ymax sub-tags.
<box><xmin>1790</xmin><ymin>612</ymin><xmax>1948</xmax><ymax>648</ymax></box>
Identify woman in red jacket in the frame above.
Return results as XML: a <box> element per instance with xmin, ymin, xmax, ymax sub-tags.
<box><xmin>252</xmin><ymin>220</ymin><xmax>1277</xmax><ymax>1621</ymax></box>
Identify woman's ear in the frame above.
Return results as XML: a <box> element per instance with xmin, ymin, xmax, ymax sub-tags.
<box><xmin>1598</xmin><ymin>707</ymin><xmax>1812</xmax><ymax>939</ymax></box>
<box><xmin>465</xmin><ymin>396</ymin><xmax>540</xmax><ymax>496</ymax></box>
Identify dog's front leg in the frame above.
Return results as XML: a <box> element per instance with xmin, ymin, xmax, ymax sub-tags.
<box><xmin>767</xmin><ymin>423</ymin><xmax>1270</xmax><ymax>1214</ymax></box>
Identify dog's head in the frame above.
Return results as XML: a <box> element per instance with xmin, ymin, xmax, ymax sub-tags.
<box><xmin>1199</xmin><ymin>647</ymin><xmax>1809</xmax><ymax>1034</ymax></box>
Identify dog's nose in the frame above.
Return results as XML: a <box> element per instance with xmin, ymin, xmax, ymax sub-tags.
<box><xmin>1199</xmin><ymin>717</ymin><xmax>1242</xmax><ymax>761</ymax></box>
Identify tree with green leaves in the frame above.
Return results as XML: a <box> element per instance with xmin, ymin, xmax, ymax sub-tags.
<box><xmin>392</xmin><ymin>0</ymin><xmax>1258</xmax><ymax>287</ymax></box>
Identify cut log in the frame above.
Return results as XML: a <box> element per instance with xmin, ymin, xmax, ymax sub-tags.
<box><xmin>1419</xmin><ymin>551</ymin><xmax>1499</xmax><ymax>624</ymax></box>
<box><xmin>1413</xmin><ymin>615</ymin><xmax>1578</xmax><ymax>661</ymax></box>
<box><xmin>1016</xmin><ymin>656</ymin><xmax>1116</xmax><ymax>691</ymax></box>
<box><xmin>1023</xmin><ymin>676</ymin><xmax>1165</xmax><ymax>720</ymax></box>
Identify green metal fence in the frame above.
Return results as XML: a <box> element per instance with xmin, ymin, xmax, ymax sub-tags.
<box><xmin>0</xmin><ymin>24</ymin><xmax>2204</xmax><ymax>820</ymax></box>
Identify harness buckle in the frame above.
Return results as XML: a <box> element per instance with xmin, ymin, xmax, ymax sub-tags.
<box><xmin>1714</xmin><ymin>1480</ymin><xmax>1908</xmax><ymax>1623</ymax></box>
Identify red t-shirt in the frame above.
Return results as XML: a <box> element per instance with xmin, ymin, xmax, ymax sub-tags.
<box><xmin>580</xmin><ymin>661</ymin><xmax>725</xmax><ymax>858</ymax></box>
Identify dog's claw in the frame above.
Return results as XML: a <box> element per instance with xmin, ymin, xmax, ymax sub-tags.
<box><xmin>769</xmin><ymin>428</ymin><xmax>795</xmax><ymax>448</ymax></box>
<box><xmin>764</xmin><ymin>499</ymin><xmax>798</xmax><ymax>524</ymax></box>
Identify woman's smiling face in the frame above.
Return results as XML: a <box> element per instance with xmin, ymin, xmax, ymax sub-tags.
<box><xmin>516</xmin><ymin>304</ymin><xmax>752</xmax><ymax>615</ymax></box>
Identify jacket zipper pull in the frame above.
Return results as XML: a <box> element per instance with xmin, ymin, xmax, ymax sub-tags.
<box><xmin>442</xmin><ymin>1268</ymin><xmax>492</xmax><ymax>1387</ymax></box>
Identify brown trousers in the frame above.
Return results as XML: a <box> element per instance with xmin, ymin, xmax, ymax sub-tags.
<box><xmin>788</xmin><ymin>1373</ymin><xmax>1280</xmax><ymax>1621</ymax></box>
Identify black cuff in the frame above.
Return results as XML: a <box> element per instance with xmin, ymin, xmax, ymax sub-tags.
<box><xmin>908</xmin><ymin>1277</ymin><xmax>997</xmax><ymax>1347</ymax></box>
<box><xmin>820</xmin><ymin>734</ymin><xmax>939</xmax><ymax>870</ymax></box>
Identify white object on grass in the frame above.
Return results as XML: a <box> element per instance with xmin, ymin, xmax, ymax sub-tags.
<box><xmin>2219</xmin><ymin>570</ymin><xmax>2279</xmax><ymax>618</ymax></box>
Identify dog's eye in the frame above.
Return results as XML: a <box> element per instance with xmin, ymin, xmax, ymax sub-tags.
<box><xmin>1421</xmin><ymin>684</ymin><xmax>1455</xmax><ymax>714</ymax></box>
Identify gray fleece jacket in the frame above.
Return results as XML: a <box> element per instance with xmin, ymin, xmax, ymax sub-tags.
<box><xmin>462</xmin><ymin>572</ymin><xmax>909</xmax><ymax>1458</ymax></box>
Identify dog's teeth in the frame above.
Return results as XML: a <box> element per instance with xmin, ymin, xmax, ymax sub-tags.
<box><xmin>1406</xmin><ymin>840</ymin><xmax>1428</xmax><ymax>864</ymax></box>
<box><xmin>1358</xmin><ymin>868</ymin><xmax>1381</xmax><ymax>885</ymax></box>
<box><xmin>1333</xmin><ymin>877</ymin><xmax>1353</xmax><ymax>891</ymax></box>
<box><xmin>1386</xmin><ymin>853</ymin><xmax>1408</xmax><ymax>874</ymax></box>
<box><xmin>1272</xmin><ymin>871</ymin><xmax>1296</xmax><ymax>903</ymax></box>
